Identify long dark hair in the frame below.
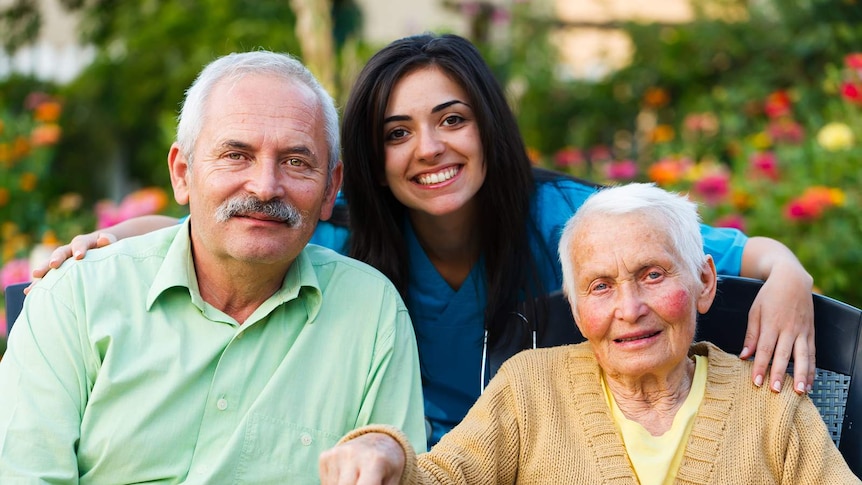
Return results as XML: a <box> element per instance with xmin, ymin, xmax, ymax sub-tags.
<box><xmin>341</xmin><ymin>33</ymin><xmax>538</xmax><ymax>348</ymax></box>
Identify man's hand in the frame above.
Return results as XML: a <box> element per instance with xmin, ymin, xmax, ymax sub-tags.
<box><xmin>319</xmin><ymin>432</ymin><xmax>406</xmax><ymax>485</ymax></box>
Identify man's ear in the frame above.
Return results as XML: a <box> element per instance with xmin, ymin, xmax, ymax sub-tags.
<box><xmin>168</xmin><ymin>143</ymin><xmax>191</xmax><ymax>205</ymax></box>
<box><xmin>319</xmin><ymin>161</ymin><xmax>343</xmax><ymax>221</ymax></box>
<box><xmin>696</xmin><ymin>255</ymin><xmax>718</xmax><ymax>314</ymax></box>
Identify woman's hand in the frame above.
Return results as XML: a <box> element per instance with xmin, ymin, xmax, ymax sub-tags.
<box><xmin>739</xmin><ymin>237</ymin><xmax>815</xmax><ymax>395</ymax></box>
<box><xmin>319</xmin><ymin>432</ymin><xmax>406</xmax><ymax>485</ymax></box>
<box><xmin>26</xmin><ymin>215</ymin><xmax>180</xmax><ymax>294</ymax></box>
<box><xmin>25</xmin><ymin>232</ymin><xmax>117</xmax><ymax>294</ymax></box>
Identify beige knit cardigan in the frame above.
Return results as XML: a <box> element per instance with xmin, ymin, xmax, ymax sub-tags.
<box><xmin>344</xmin><ymin>342</ymin><xmax>860</xmax><ymax>484</ymax></box>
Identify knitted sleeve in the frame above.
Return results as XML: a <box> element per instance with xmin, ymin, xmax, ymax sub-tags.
<box><xmin>781</xmin><ymin>397</ymin><xmax>861</xmax><ymax>484</ymax></box>
<box><xmin>412</xmin><ymin>369</ymin><xmax>522</xmax><ymax>484</ymax></box>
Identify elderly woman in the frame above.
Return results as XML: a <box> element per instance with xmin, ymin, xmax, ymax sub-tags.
<box><xmin>319</xmin><ymin>183</ymin><xmax>858</xmax><ymax>484</ymax></box>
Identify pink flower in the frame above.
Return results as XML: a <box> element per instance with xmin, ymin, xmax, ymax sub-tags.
<box><xmin>714</xmin><ymin>214</ymin><xmax>746</xmax><ymax>232</ymax></box>
<box><xmin>693</xmin><ymin>173</ymin><xmax>730</xmax><ymax>205</ymax></box>
<box><xmin>0</xmin><ymin>258</ymin><xmax>30</xmax><ymax>289</ymax></box>
<box><xmin>96</xmin><ymin>187</ymin><xmax>169</xmax><ymax>229</ymax></box>
<box><xmin>749</xmin><ymin>151</ymin><xmax>780</xmax><ymax>180</ymax></box>
<box><xmin>589</xmin><ymin>145</ymin><xmax>612</xmax><ymax>162</ymax></box>
<box><xmin>553</xmin><ymin>147</ymin><xmax>584</xmax><ymax>167</ymax></box>
<box><xmin>603</xmin><ymin>160</ymin><xmax>638</xmax><ymax>181</ymax></box>
<box><xmin>845</xmin><ymin>53</ymin><xmax>862</xmax><ymax>71</ymax></box>
<box><xmin>767</xmin><ymin>119</ymin><xmax>804</xmax><ymax>144</ymax></box>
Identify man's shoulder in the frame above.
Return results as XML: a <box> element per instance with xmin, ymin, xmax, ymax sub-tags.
<box><xmin>302</xmin><ymin>243</ymin><xmax>398</xmax><ymax>290</ymax></box>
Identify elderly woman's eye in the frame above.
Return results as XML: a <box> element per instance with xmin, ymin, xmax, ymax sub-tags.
<box><xmin>647</xmin><ymin>271</ymin><xmax>662</xmax><ymax>280</ymax></box>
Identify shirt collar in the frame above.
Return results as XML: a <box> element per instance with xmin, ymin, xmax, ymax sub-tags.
<box><xmin>146</xmin><ymin>218</ymin><xmax>323</xmax><ymax>323</ymax></box>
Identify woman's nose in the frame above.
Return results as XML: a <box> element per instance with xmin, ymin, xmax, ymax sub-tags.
<box><xmin>415</xmin><ymin>128</ymin><xmax>445</xmax><ymax>162</ymax></box>
<box><xmin>614</xmin><ymin>283</ymin><xmax>648</xmax><ymax>323</ymax></box>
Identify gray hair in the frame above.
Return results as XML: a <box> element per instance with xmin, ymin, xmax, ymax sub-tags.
<box><xmin>176</xmin><ymin>50</ymin><xmax>340</xmax><ymax>182</ymax></box>
<box><xmin>558</xmin><ymin>183</ymin><xmax>707</xmax><ymax>311</ymax></box>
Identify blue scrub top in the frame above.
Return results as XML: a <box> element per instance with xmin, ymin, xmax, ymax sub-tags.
<box><xmin>310</xmin><ymin>173</ymin><xmax>747</xmax><ymax>449</ymax></box>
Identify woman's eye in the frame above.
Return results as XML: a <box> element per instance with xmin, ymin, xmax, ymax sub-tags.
<box><xmin>386</xmin><ymin>128</ymin><xmax>408</xmax><ymax>141</ymax></box>
<box><xmin>592</xmin><ymin>282</ymin><xmax>608</xmax><ymax>292</ymax></box>
<box><xmin>442</xmin><ymin>115</ymin><xmax>464</xmax><ymax>126</ymax></box>
<box><xmin>647</xmin><ymin>271</ymin><xmax>662</xmax><ymax>280</ymax></box>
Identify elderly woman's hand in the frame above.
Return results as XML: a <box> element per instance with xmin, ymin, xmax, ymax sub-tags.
<box><xmin>739</xmin><ymin>237</ymin><xmax>815</xmax><ymax>395</ymax></box>
<box><xmin>319</xmin><ymin>432</ymin><xmax>406</xmax><ymax>485</ymax></box>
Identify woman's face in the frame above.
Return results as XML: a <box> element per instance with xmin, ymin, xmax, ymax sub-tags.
<box><xmin>381</xmin><ymin>66</ymin><xmax>487</xmax><ymax>218</ymax></box>
<box><xmin>567</xmin><ymin>213</ymin><xmax>716</xmax><ymax>382</ymax></box>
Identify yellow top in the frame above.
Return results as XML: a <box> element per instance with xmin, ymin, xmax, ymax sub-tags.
<box><xmin>604</xmin><ymin>355</ymin><xmax>708</xmax><ymax>485</ymax></box>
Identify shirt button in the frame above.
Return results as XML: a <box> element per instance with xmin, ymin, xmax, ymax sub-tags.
<box><xmin>300</xmin><ymin>433</ymin><xmax>313</xmax><ymax>446</ymax></box>
<box><xmin>216</xmin><ymin>398</ymin><xmax>228</xmax><ymax>411</ymax></box>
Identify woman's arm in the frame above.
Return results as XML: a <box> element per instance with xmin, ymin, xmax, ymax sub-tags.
<box><xmin>739</xmin><ymin>236</ymin><xmax>815</xmax><ymax>395</ymax></box>
<box><xmin>27</xmin><ymin>215</ymin><xmax>180</xmax><ymax>292</ymax></box>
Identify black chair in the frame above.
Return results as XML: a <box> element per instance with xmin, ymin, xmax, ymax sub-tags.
<box><xmin>4</xmin><ymin>281</ymin><xmax>29</xmax><ymax>336</ymax></box>
<box><xmin>544</xmin><ymin>275</ymin><xmax>862</xmax><ymax>476</ymax></box>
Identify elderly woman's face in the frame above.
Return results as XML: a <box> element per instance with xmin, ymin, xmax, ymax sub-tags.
<box><xmin>568</xmin><ymin>213</ymin><xmax>715</xmax><ymax>381</ymax></box>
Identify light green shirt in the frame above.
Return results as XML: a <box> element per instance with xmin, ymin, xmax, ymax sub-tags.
<box><xmin>0</xmin><ymin>220</ymin><xmax>425</xmax><ymax>484</ymax></box>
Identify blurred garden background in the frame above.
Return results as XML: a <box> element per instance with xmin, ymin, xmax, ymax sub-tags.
<box><xmin>0</xmin><ymin>0</ymin><xmax>860</xmax><ymax>352</ymax></box>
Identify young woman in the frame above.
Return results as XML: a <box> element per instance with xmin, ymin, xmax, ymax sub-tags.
<box><xmin>33</xmin><ymin>34</ymin><xmax>815</xmax><ymax>449</ymax></box>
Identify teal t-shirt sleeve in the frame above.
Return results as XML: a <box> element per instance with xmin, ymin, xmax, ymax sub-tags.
<box><xmin>700</xmin><ymin>224</ymin><xmax>747</xmax><ymax>275</ymax></box>
<box><xmin>308</xmin><ymin>220</ymin><xmax>349</xmax><ymax>255</ymax></box>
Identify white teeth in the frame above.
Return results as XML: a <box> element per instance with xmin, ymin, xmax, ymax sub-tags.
<box><xmin>417</xmin><ymin>166</ymin><xmax>458</xmax><ymax>185</ymax></box>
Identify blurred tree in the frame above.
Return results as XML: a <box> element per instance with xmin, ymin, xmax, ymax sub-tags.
<box><xmin>1</xmin><ymin>0</ymin><xmax>362</xmax><ymax>205</ymax></box>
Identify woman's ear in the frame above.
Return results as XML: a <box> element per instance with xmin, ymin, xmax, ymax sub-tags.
<box><xmin>696</xmin><ymin>255</ymin><xmax>718</xmax><ymax>314</ymax></box>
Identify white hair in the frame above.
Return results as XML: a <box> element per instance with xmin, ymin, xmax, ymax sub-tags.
<box><xmin>558</xmin><ymin>183</ymin><xmax>707</xmax><ymax>312</ymax></box>
<box><xmin>176</xmin><ymin>50</ymin><xmax>340</xmax><ymax>183</ymax></box>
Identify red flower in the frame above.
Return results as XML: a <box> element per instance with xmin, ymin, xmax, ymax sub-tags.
<box><xmin>841</xmin><ymin>82</ymin><xmax>862</xmax><ymax>105</ymax></box>
<box><xmin>845</xmin><ymin>53</ymin><xmax>862</xmax><ymax>70</ymax></box>
<box><xmin>764</xmin><ymin>90</ymin><xmax>792</xmax><ymax>118</ymax></box>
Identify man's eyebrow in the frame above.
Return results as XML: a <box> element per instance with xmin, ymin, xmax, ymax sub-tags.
<box><xmin>383</xmin><ymin>99</ymin><xmax>471</xmax><ymax>124</ymax></box>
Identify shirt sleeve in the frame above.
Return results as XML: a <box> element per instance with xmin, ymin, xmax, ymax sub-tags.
<box><xmin>0</xmin><ymin>282</ymin><xmax>92</xmax><ymax>481</ymax></box>
<box><xmin>354</xmin><ymin>286</ymin><xmax>427</xmax><ymax>453</ymax></box>
<box><xmin>700</xmin><ymin>224</ymin><xmax>747</xmax><ymax>276</ymax></box>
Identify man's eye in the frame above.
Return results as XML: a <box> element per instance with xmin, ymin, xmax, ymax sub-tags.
<box><xmin>287</xmin><ymin>158</ymin><xmax>304</xmax><ymax>167</ymax></box>
<box><xmin>227</xmin><ymin>153</ymin><xmax>243</xmax><ymax>160</ymax></box>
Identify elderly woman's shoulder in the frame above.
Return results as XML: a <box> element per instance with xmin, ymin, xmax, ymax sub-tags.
<box><xmin>693</xmin><ymin>341</ymin><xmax>807</xmax><ymax>405</ymax></box>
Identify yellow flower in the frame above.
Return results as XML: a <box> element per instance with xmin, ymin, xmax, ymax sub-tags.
<box><xmin>750</xmin><ymin>131</ymin><xmax>772</xmax><ymax>150</ymax></box>
<box><xmin>816</xmin><ymin>122</ymin><xmax>855</xmax><ymax>151</ymax></box>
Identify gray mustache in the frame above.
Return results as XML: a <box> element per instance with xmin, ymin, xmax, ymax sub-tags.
<box><xmin>215</xmin><ymin>196</ymin><xmax>302</xmax><ymax>227</ymax></box>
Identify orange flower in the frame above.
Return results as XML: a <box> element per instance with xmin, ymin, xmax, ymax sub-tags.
<box><xmin>643</xmin><ymin>87</ymin><xmax>670</xmax><ymax>108</ymax></box>
<box><xmin>647</xmin><ymin>157</ymin><xmax>692</xmax><ymax>186</ymax></box>
<box><xmin>0</xmin><ymin>188</ymin><xmax>8</xmax><ymax>207</ymax></box>
<box><xmin>12</xmin><ymin>136</ymin><xmax>30</xmax><ymax>159</ymax></box>
<box><xmin>19</xmin><ymin>172</ymin><xmax>38</xmax><ymax>192</ymax></box>
<box><xmin>33</xmin><ymin>101</ymin><xmax>62</xmax><ymax>123</ymax></box>
<box><xmin>525</xmin><ymin>147</ymin><xmax>541</xmax><ymax>165</ymax></box>
<box><xmin>650</xmin><ymin>124</ymin><xmax>675</xmax><ymax>143</ymax></box>
<box><xmin>31</xmin><ymin>124</ymin><xmax>62</xmax><ymax>146</ymax></box>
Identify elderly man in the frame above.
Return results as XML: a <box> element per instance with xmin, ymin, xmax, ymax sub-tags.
<box><xmin>319</xmin><ymin>183</ymin><xmax>858</xmax><ymax>484</ymax></box>
<box><xmin>0</xmin><ymin>51</ymin><xmax>425</xmax><ymax>483</ymax></box>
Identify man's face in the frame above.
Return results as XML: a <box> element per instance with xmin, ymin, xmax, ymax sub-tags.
<box><xmin>168</xmin><ymin>73</ymin><xmax>342</xmax><ymax>271</ymax></box>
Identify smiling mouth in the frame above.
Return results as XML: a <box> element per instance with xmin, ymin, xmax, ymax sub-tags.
<box><xmin>614</xmin><ymin>331</ymin><xmax>660</xmax><ymax>343</ymax></box>
<box><xmin>415</xmin><ymin>166</ymin><xmax>460</xmax><ymax>185</ymax></box>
